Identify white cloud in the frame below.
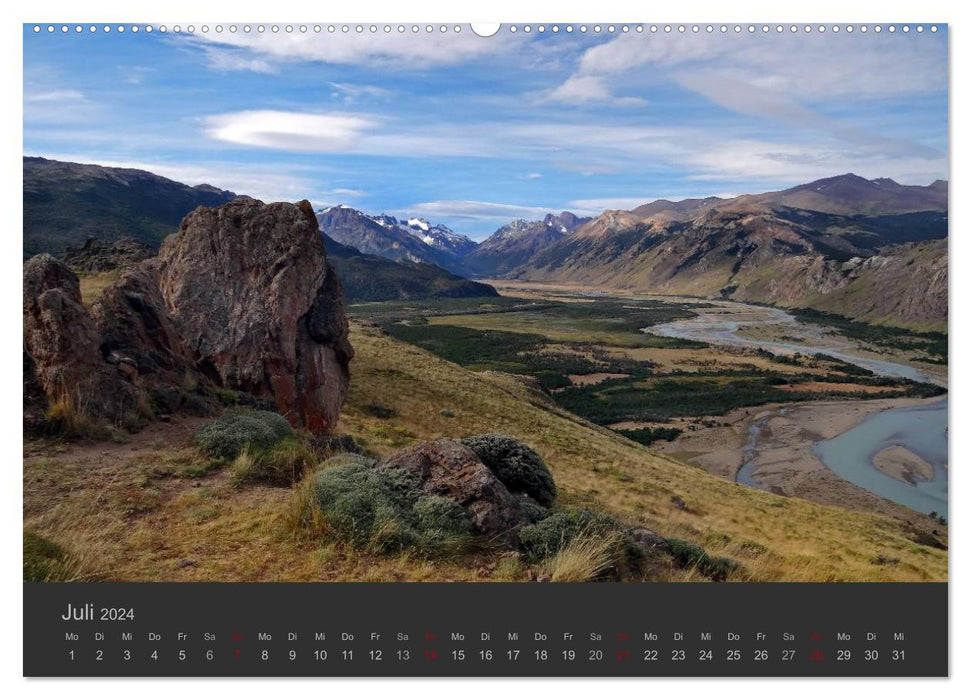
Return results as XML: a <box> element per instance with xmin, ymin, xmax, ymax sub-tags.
<box><xmin>186</xmin><ymin>30</ymin><xmax>520</xmax><ymax>72</ymax></box>
<box><xmin>683</xmin><ymin>139</ymin><xmax>946</xmax><ymax>185</ymax></box>
<box><xmin>23</xmin><ymin>88</ymin><xmax>96</xmax><ymax>124</ymax></box>
<box><xmin>320</xmin><ymin>187</ymin><xmax>367</xmax><ymax>198</ymax></box>
<box><xmin>522</xmin><ymin>173</ymin><xmax>542</xmax><ymax>180</ymax></box>
<box><xmin>328</xmin><ymin>82</ymin><xmax>393</xmax><ymax>103</ymax></box>
<box><xmin>25</xmin><ymin>89</ymin><xmax>85</xmax><ymax>102</ymax></box>
<box><xmin>546</xmin><ymin>75</ymin><xmax>612</xmax><ymax>103</ymax></box>
<box><xmin>204</xmin><ymin>110</ymin><xmax>376</xmax><ymax>151</ymax></box>
<box><xmin>548</xmin><ymin>32</ymin><xmax>946</xmax><ymax>142</ymax></box>
<box><xmin>543</xmin><ymin>74</ymin><xmax>647</xmax><ymax>107</ymax></box>
<box><xmin>197</xmin><ymin>109</ymin><xmax>944</xmax><ymax>185</ymax></box>
<box><xmin>404</xmin><ymin>200</ymin><xmax>578</xmax><ymax>222</ymax></box>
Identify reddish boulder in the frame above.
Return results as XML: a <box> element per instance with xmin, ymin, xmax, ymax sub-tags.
<box><xmin>22</xmin><ymin>254</ymin><xmax>136</xmax><ymax>421</ymax></box>
<box><xmin>154</xmin><ymin>199</ymin><xmax>352</xmax><ymax>433</ymax></box>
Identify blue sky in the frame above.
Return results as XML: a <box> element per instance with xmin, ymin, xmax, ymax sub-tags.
<box><xmin>24</xmin><ymin>24</ymin><xmax>948</xmax><ymax>239</ymax></box>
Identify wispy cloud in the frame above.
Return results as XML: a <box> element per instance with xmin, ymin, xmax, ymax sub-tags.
<box><xmin>203</xmin><ymin>110</ymin><xmax>376</xmax><ymax>151</ymax></box>
<box><xmin>320</xmin><ymin>187</ymin><xmax>367</xmax><ymax>198</ymax></box>
<box><xmin>544</xmin><ymin>74</ymin><xmax>646</xmax><ymax>107</ymax></box>
<box><xmin>328</xmin><ymin>82</ymin><xmax>393</xmax><ymax>103</ymax></box>
<box><xmin>549</xmin><ymin>32</ymin><xmax>946</xmax><ymax>152</ymax></box>
<box><xmin>186</xmin><ymin>30</ymin><xmax>521</xmax><ymax>72</ymax></box>
<box><xmin>200</xmin><ymin>108</ymin><xmax>945</xmax><ymax>185</ymax></box>
<box><xmin>25</xmin><ymin>89</ymin><xmax>85</xmax><ymax>102</ymax></box>
<box><xmin>23</xmin><ymin>87</ymin><xmax>95</xmax><ymax>123</ymax></box>
<box><xmin>404</xmin><ymin>200</ymin><xmax>578</xmax><ymax>222</ymax></box>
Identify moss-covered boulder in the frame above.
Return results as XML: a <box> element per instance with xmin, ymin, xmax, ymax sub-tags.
<box><xmin>460</xmin><ymin>433</ymin><xmax>556</xmax><ymax>507</ymax></box>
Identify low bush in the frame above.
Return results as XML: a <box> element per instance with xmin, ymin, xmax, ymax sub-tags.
<box><xmin>194</xmin><ymin>410</ymin><xmax>293</xmax><ymax>460</ymax></box>
<box><xmin>667</xmin><ymin>538</ymin><xmax>741</xmax><ymax>581</ymax></box>
<box><xmin>310</xmin><ymin>458</ymin><xmax>472</xmax><ymax>553</ymax></box>
<box><xmin>461</xmin><ymin>433</ymin><xmax>556</xmax><ymax>506</ymax></box>
<box><xmin>228</xmin><ymin>435</ymin><xmax>315</xmax><ymax>487</ymax></box>
<box><xmin>518</xmin><ymin>508</ymin><xmax>623</xmax><ymax>561</ymax></box>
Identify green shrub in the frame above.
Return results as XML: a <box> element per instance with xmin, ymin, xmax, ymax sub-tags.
<box><xmin>194</xmin><ymin>410</ymin><xmax>293</xmax><ymax>460</ymax></box>
<box><xmin>461</xmin><ymin>433</ymin><xmax>556</xmax><ymax>506</ymax></box>
<box><xmin>414</xmin><ymin>496</ymin><xmax>471</xmax><ymax>539</ymax></box>
<box><xmin>617</xmin><ymin>426</ymin><xmax>682</xmax><ymax>446</ymax></box>
<box><xmin>310</xmin><ymin>459</ymin><xmax>472</xmax><ymax>553</ymax></box>
<box><xmin>229</xmin><ymin>435</ymin><xmax>315</xmax><ymax>487</ymax></box>
<box><xmin>312</xmin><ymin>460</ymin><xmax>422</xmax><ymax>551</ymax></box>
<box><xmin>518</xmin><ymin>508</ymin><xmax>621</xmax><ymax>561</ymax></box>
<box><xmin>667</xmin><ymin>538</ymin><xmax>741</xmax><ymax>581</ymax></box>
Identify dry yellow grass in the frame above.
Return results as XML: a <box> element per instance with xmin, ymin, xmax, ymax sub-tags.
<box><xmin>23</xmin><ymin>321</ymin><xmax>947</xmax><ymax>582</ymax></box>
<box><xmin>543</xmin><ymin>530</ymin><xmax>623</xmax><ymax>582</ymax></box>
<box><xmin>77</xmin><ymin>270</ymin><xmax>122</xmax><ymax>307</ymax></box>
<box><xmin>338</xmin><ymin>323</ymin><xmax>946</xmax><ymax>582</ymax></box>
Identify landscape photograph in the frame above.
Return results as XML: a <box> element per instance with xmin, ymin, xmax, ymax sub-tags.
<box><xmin>23</xmin><ymin>24</ymin><xmax>947</xmax><ymax>584</ymax></box>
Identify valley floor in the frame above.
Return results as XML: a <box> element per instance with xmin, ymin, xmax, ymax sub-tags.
<box><xmin>651</xmin><ymin>396</ymin><xmax>942</xmax><ymax>522</ymax></box>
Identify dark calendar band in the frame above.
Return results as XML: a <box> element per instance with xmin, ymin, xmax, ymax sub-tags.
<box><xmin>24</xmin><ymin>582</ymin><xmax>947</xmax><ymax>677</ymax></box>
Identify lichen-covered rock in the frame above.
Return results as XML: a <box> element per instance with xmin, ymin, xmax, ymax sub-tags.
<box><xmin>90</xmin><ymin>263</ymin><xmax>191</xmax><ymax>386</ymax></box>
<box><xmin>155</xmin><ymin>199</ymin><xmax>353</xmax><ymax>433</ymax></box>
<box><xmin>627</xmin><ymin>526</ymin><xmax>670</xmax><ymax>555</ymax></box>
<box><xmin>376</xmin><ymin>439</ymin><xmax>533</xmax><ymax>541</ymax></box>
<box><xmin>460</xmin><ymin>433</ymin><xmax>556</xmax><ymax>506</ymax></box>
<box><xmin>22</xmin><ymin>254</ymin><xmax>136</xmax><ymax>421</ymax></box>
<box><xmin>23</xmin><ymin>200</ymin><xmax>354</xmax><ymax>435</ymax></box>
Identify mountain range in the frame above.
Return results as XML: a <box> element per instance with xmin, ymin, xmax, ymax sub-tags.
<box><xmin>22</xmin><ymin>157</ymin><xmax>495</xmax><ymax>303</ymax></box>
<box><xmin>506</xmin><ymin>174</ymin><xmax>947</xmax><ymax>328</ymax></box>
<box><xmin>463</xmin><ymin>212</ymin><xmax>590</xmax><ymax>277</ymax></box>
<box><xmin>317</xmin><ymin>205</ymin><xmax>477</xmax><ymax>276</ymax></box>
<box><xmin>23</xmin><ymin>156</ymin><xmax>238</xmax><ymax>257</ymax></box>
<box><xmin>22</xmin><ymin>157</ymin><xmax>947</xmax><ymax>327</ymax></box>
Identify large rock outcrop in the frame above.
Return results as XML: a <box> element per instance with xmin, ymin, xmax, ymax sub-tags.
<box><xmin>23</xmin><ymin>255</ymin><xmax>138</xmax><ymax>421</ymax></box>
<box><xmin>23</xmin><ymin>200</ymin><xmax>353</xmax><ymax>434</ymax></box>
<box><xmin>154</xmin><ymin>199</ymin><xmax>352</xmax><ymax>432</ymax></box>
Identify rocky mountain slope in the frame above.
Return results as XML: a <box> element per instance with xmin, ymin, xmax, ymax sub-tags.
<box><xmin>317</xmin><ymin>205</ymin><xmax>477</xmax><ymax>275</ymax></box>
<box><xmin>23</xmin><ymin>157</ymin><xmax>238</xmax><ymax>257</ymax></box>
<box><xmin>464</xmin><ymin>211</ymin><xmax>589</xmax><ymax>277</ymax></box>
<box><xmin>739</xmin><ymin>173</ymin><xmax>948</xmax><ymax>216</ymax></box>
<box><xmin>24</xmin><ymin>199</ymin><xmax>352</xmax><ymax>434</ymax></box>
<box><xmin>509</xmin><ymin>175</ymin><xmax>948</xmax><ymax>329</ymax></box>
<box><xmin>322</xmin><ymin>234</ymin><xmax>498</xmax><ymax>302</ymax></box>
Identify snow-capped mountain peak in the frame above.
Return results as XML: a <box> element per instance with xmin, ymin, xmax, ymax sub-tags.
<box><xmin>315</xmin><ymin>205</ymin><xmax>478</xmax><ymax>262</ymax></box>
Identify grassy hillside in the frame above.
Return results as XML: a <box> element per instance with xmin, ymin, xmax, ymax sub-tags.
<box><xmin>23</xmin><ymin>320</ymin><xmax>947</xmax><ymax>582</ymax></box>
<box><xmin>337</xmin><ymin>323</ymin><xmax>946</xmax><ymax>582</ymax></box>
